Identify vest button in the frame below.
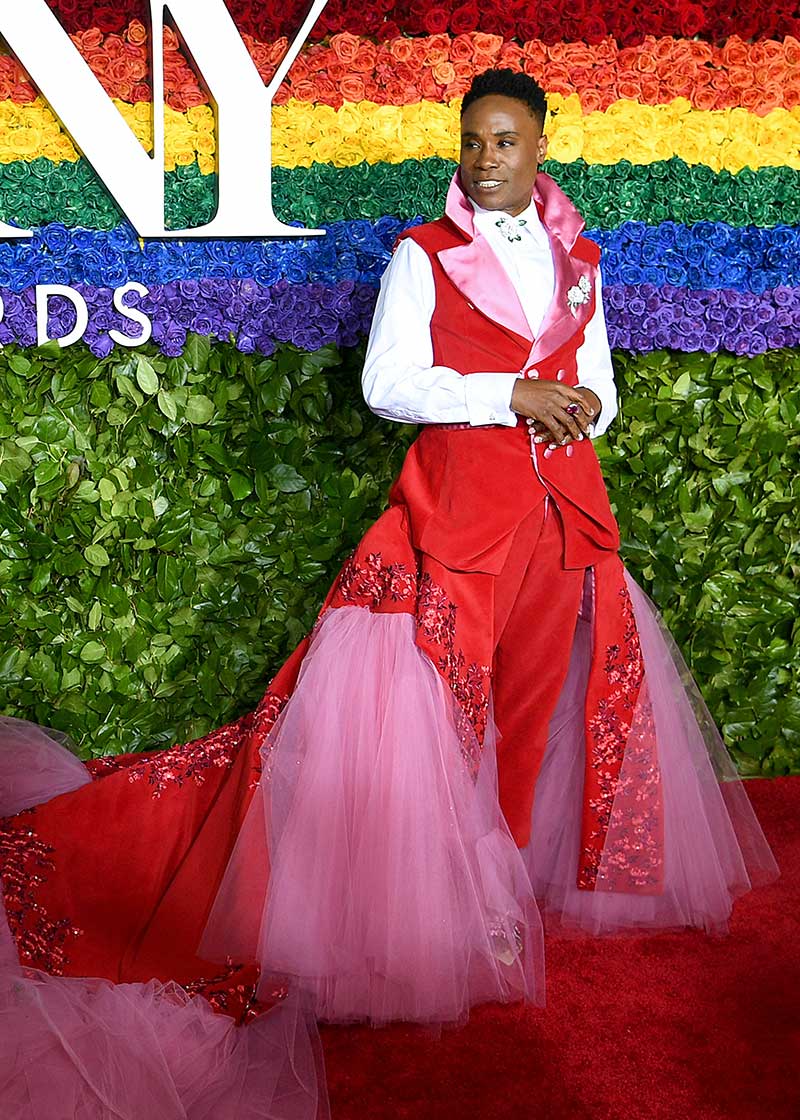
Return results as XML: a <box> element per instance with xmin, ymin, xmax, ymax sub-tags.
<box><xmin>556</xmin><ymin>368</ymin><xmax>567</xmax><ymax>381</ymax></box>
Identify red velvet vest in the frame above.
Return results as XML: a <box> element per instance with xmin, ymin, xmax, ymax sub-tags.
<box><xmin>388</xmin><ymin>215</ymin><xmax>620</xmax><ymax>575</ymax></box>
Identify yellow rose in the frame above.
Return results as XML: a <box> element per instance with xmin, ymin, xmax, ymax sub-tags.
<box><xmin>548</xmin><ymin>119</ymin><xmax>584</xmax><ymax>163</ymax></box>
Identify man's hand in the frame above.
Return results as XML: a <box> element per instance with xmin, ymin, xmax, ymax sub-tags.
<box><xmin>511</xmin><ymin>380</ymin><xmax>598</xmax><ymax>445</ymax></box>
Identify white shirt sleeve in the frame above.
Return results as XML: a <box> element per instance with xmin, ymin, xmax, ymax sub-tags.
<box><xmin>575</xmin><ymin>269</ymin><xmax>618</xmax><ymax>439</ymax></box>
<box><xmin>361</xmin><ymin>237</ymin><xmax>520</xmax><ymax>427</ymax></box>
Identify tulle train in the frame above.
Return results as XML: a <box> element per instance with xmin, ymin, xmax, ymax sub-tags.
<box><xmin>202</xmin><ymin>605</ymin><xmax>545</xmax><ymax>1025</ymax></box>
<box><xmin>524</xmin><ymin>573</ymin><xmax>779</xmax><ymax>934</ymax></box>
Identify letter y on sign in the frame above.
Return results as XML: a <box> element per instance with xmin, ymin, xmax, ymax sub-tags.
<box><xmin>0</xmin><ymin>0</ymin><xmax>329</xmax><ymax>239</ymax></box>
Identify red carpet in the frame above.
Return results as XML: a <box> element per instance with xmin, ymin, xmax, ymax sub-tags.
<box><xmin>322</xmin><ymin>777</ymin><xmax>799</xmax><ymax>1120</ymax></box>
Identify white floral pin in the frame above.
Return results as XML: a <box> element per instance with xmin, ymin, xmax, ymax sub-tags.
<box><xmin>566</xmin><ymin>274</ymin><xmax>592</xmax><ymax>316</ymax></box>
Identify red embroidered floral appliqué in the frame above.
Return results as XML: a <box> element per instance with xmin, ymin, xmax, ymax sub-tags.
<box><xmin>0</xmin><ymin>815</ymin><xmax>83</xmax><ymax>973</ymax></box>
<box><xmin>123</xmin><ymin>714</ymin><xmax>251</xmax><ymax>797</ymax></box>
<box><xmin>579</xmin><ymin>583</ymin><xmax>663</xmax><ymax>892</ymax></box>
<box><xmin>330</xmin><ymin>550</ymin><xmax>491</xmax><ymax>772</ymax></box>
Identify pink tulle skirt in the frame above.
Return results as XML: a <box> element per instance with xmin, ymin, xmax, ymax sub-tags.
<box><xmin>0</xmin><ymin>568</ymin><xmax>779</xmax><ymax>1114</ymax></box>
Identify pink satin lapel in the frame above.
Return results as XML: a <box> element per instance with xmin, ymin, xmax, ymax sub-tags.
<box><xmin>526</xmin><ymin>236</ymin><xmax>596</xmax><ymax>368</ymax></box>
<box><xmin>439</xmin><ymin>170</ymin><xmax>597</xmax><ymax>365</ymax></box>
<box><xmin>439</xmin><ymin>173</ymin><xmax>532</xmax><ymax>341</ymax></box>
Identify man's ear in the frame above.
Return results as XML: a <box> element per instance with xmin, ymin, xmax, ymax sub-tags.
<box><xmin>537</xmin><ymin>134</ymin><xmax>548</xmax><ymax>162</ymax></box>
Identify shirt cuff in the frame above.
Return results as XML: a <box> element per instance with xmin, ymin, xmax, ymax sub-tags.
<box><xmin>577</xmin><ymin>380</ymin><xmax>617</xmax><ymax>439</ymax></box>
<box><xmin>464</xmin><ymin>373</ymin><xmax>522</xmax><ymax>427</ymax></box>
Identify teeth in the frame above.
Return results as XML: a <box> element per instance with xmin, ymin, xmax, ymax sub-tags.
<box><xmin>476</xmin><ymin>180</ymin><xmax>502</xmax><ymax>187</ymax></box>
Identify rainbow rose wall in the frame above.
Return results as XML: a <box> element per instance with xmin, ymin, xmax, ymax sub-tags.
<box><xmin>0</xmin><ymin>5</ymin><xmax>797</xmax><ymax>784</ymax></box>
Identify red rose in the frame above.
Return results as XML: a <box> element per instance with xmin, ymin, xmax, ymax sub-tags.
<box><xmin>450</xmin><ymin>4</ymin><xmax>480</xmax><ymax>36</ymax></box>
<box><xmin>423</xmin><ymin>8</ymin><xmax>450</xmax><ymax>35</ymax></box>
<box><xmin>679</xmin><ymin>4</ymin><xmax>707</xmax><ymax>38</ymax></box>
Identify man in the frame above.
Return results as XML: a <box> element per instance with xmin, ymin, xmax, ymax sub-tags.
<box><xmin>361</xmin><ymin>68</ymin><xmax>625</xmax><ymax>852</ymax></box>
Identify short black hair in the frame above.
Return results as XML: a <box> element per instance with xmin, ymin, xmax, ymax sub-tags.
<box><xmin>461</xmin><ymin>69</ymin><xmax>547</xmax><ymax>130</ymax></box>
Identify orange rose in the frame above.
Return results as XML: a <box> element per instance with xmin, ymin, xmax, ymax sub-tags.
<box><xmin>684</xmin><ymin>40</ymin><xmax>713</xmax><ymax>64</ymax></box>
<box><xmin>595</xmin><ymin>39</ymin><xmax>617</xmax><ymax>64</ymax></box>
<box><xmin>419</xmin><ymin>70</ymin><xmax>443</xmax><ymax>100</ymax></box>
<box><xmin>314</xmin><ymin>77</ymin><xmax>338</xmax><ymax>105</ymax></box>
<box><xmin>617</xmin><ymin>75</ymin><xmax>642</xmax><ymax>101</ymax></box>
<box><xmin>327</xmin><ymin>59</ymin><xmax>347</xmax><ymax>82</ymax></box>
<box><xmin>784</xmin><ymin>81</ymin><xmax>800</xmax><ymax>110</ymax></box>
<box><xmin>635</xmin><ymin>52</ymin><xmax>657</xmax><ymax>73</ymax></box>
<box><xmin>650</xmin><ymin>37</ymin><xmax>675</xmax><ymax>62</ymax></box>
<box><xmin>546</xmin><ymin>42</ymin><xmax>568</xmax><ymax>62</ymax></box>
<box><xmin>563</xmin><ymin>43</ymin><xmax>594</xmax><ymax>68</ymax></box>
<box><xmin>594</xmin><ymin>63</ymin><xmax>616</xmax><ymax>89</ymax></box>
<box><xmin>522</xmin><ymin>56</ymin><xmax>544</xmax><ymax>80</ymax></box>
<box><xmin>273</xmin><ymin>86</ymin><xmax>290</xmax><ymax>107</ymax></box>
<box><xmin>450</xmin><ymin>34</ymin><xmax>475</xmax><ymax>62</ymax></box>
<box><xmin>522</xmin><ymin>39</ymin><xmax>547</xmax><ymax>66</ymax></box>
<box><xmin>131</xmin><ymin>82</ymin><xmax>151</xmax><ymax>103</ymax></box>
<box><xmin>383</xmin><ymin>79</ymin><xmax>405</xmax><ymax>105</ymax></box>
<box><xmin>498</xmin><ymin>43</ymin><xmax>524</xmax><ymax>69</ymax></box>
<box><xmin>163</xmin><ymin>27</ymin><xmax>179</xmax><ymax>52</ymax></box>
<box><xmin>580</xmin><ymin>88</ymin><xmax>605</xmax><ymax>113</ymax></box>
<box><xmin>543</xmin><ymin>63</ymin><xmax>572</xmax><ymax>94</ymax></box>
<box><xmin>638</xmin><ymin>76</ymin><xmax>661</xmax><ymax>102</ymax></box>
<box><xmin>759</xmin><ymin>84</ymin><xmax>784</xmax><ymax>112</ymax></box>
<box><xmin>182</xmin><ymin>88</ymin><xmax>207</xmax><ymax>110</ymax></box>
<box><xmin>389</xmin><ymin>38</ymin><xmax>415</xmax><ymax>64</ymax></box>
<box><xmin>352</xmin><ymin>43</ymin><xmax>377</xmax><ymax>74</ymax></box>
<box><xmin>290</xmin><ymin>79</ymin><xmax>317</xmax><ymax>103</ymax></box>
<box><xmin>426</xmin><ymin>34</ymin><xmax>451</xmax><ymax>64</ymax></box>
<box><xmin>721</xmin><ymin>38</ymin><xmax>749</xmax><ymax>67</ymax></box>
<box><xmin>410</xmin><ymin>39</ymin><xmax>432</xmax><ymax>67</ymax></box>
<box><xmin>472</xmin><ymin>33</ymin><xmax>503</xmax><ymax>61</ymax></box>
<box><xmin>289</xmin><ymin>56</ymin><xmax>310</xmax><ymax>83</ymax></box>
<box><xmin>617</xmin><ymin>46</ymin><xmax>638</xmax><ymax>69</ymax></box>
<box><xmin>710</xmin><ymin>70</ymin><xmax>731</xmax><ymax>90</ymax></box>
<box><xmin>11</xmin><ymin>79</ymin><xmax>36</xmax><ymax>103</ymax></box>
<box><xmin>453</xmin><ymin>59</ymin><xmax>473</xmax><ymax>81</ymax></box>
<box><xmin>330</xmin><ymin>32</ymin><xmax>360</xmax><ymax>65</ymax></box>
<box><xmin>393</xmin><ymin>61</ymin><xmax>417</xmax><ymax>84</ymax></box>
<box><xmin>432</xmin><ymin>60</ymin><xmax>456</xmax><ymax>84</ymax></box>
<box><xmin>126</xmin><ymin>20</ymin><xmax>147</xmax><ymax>46</ymax></box>
<box><xmin>340</xmin><ymin>74</ymin><xmax>366</xmax><ymax>102</ymax></box>
<box><xmin>728</xmin><ymin>66</ymin><xmax>753</xmax><ymax>90</ymax></box>
<box><xmin>784</xmin><ymin>37</ymin><xmax>800</xmax><ymax>66</ymax></box>
<box><xmin>692</xmin><ymin>85</ymin><xmax>719</xmax><ymax>111</ymax></box>
<box><xmin>79</xmin><ymin>27</ymin><xmax>104</xmax><ymax>51</ymax></box>
<box><xmin>739</xmin><ymin>87</ymin><xmax>765</xmax><ymax>112</ymax></box>
<box><xmin>267</xmin><ymin>39</ymin><xmax>289</xmax><ymax>67</ymax></box>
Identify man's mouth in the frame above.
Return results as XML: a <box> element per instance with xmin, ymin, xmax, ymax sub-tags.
<box><xmin>474</xmin><ymin>180</ymin><xmax>504</xmax><ymax>189</ymax></box>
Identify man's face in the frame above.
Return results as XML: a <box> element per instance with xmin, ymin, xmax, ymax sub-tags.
<box><xmin>459</xmin><ymin>94</ymin><xmax>547</xmax><ymax>217</ymax></box>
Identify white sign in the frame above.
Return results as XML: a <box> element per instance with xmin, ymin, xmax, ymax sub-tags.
<box><xmin>0</xmin><ymin>0</ymin><xmax>329</xmax><ymax>240</ymax></box>
<box><xmin>34</xmin><ymin>282</ymin><xmax>153</xmax><ymax>348</ymax></box>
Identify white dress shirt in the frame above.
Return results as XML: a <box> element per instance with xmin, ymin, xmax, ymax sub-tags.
<box><xmin>361</xmin><ymin>197</ymin><xmax>617</xmax><ymax>438</ymax></box>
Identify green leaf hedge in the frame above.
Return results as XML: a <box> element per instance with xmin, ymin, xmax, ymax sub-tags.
<box><xmin>1</xmin><ymin>340</ymin><xmax>797</xmax><ymax>774</ymax></box>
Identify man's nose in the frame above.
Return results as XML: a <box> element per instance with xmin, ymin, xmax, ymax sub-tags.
<box><xmin>475</xmin><ymin>149</ymin><xmax>499</xmax><ymax>168</ymax></box>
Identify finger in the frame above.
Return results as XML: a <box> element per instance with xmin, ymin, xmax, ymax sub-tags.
<box><xmin>564</xmin><ymin>388</ymin><xmax>596</xmax><ymax>417</ymax></box>
<box><xmin>562</xmin><ymin>408</ymin><xmax>590</xmax><ymax>439</ymax></box>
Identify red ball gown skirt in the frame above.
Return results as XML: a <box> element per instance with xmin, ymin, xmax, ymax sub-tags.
<box><xmin>0</xmin><ymin>493</ymin><xmax>778</xmax><ymax>1117</ymax></box>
